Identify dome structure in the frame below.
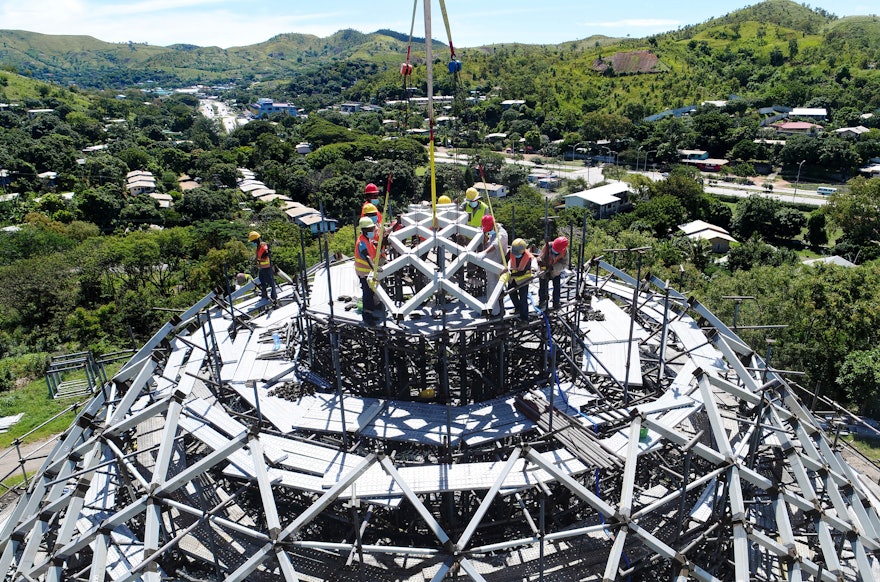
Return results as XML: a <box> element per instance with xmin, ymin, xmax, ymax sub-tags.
<box><xmin>1</xmin><ymin>203</ymin><xmax>879</xmax><ymax>581</ymax></box>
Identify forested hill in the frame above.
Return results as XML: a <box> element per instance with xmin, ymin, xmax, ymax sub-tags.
<box><xmin>0</xmin><ymin>28</ymin><xmax>422</xmax><ymax>88</ymax></box>
<box><xmin>1</xmin><ymin>0</ymin><xmax>879</xmax><ymax>100</ymax></box>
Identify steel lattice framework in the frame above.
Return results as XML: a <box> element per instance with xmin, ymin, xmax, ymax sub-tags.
<box><xmin>1</xmin><ymin>204</ymin><xmax>879</xmax><ymax>581</ymax></box>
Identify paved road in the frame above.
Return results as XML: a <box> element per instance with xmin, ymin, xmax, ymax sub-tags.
<box><xmin>199</xmin><ymin>98</ymin><xmax>247</xmax><ymax>133</ymax></box>
<box><xmin>0</xmin><ymin>434</ymin><xmax>59</xmax><ymax>485</ymax></box>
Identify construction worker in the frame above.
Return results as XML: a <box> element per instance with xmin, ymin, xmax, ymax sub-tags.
<box><xmin>463</xmin><ymin>187</ymin><xmax>489</xmax><ymax>228</ymax></box>
<box><xmin>507</xmin><ymin>238</ymin><xmax>534</xmax><ymax>321</ymax></box>
<box><xmin>538</xmin><ymin>236</ymin><xmax>569</xmax><ymax>311</ymax></box>
<box><xmin>354</xmin><ymin>217</ymin><xmax>380</xmax><ymax>325</ymax></box>
<box><xmin>248</xmin><ymin>231</ymin><xmax>278</xmax><ymax>303</ymax></box>
<box><xmin>475</xmin><ymin>214</ymin><xmax>508</xmax><ymax>316</ymax></box>
<box><xmin>361</xmin><ymin>183</ymin><xmax>383</xmax><ymax>223</ymax></box>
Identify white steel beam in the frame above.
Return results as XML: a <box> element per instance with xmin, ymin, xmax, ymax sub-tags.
<box><xmin>602</xmin><ymin>526</ymin><xmax>627</xmax><ymax>582</ymax></box>
<box><xmin>457</xmin><ymin>447</ymin><xmax>521</xmax><ymax>549</ymax></box>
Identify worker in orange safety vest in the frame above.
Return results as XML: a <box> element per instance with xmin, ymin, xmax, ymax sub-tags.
<box><xmin>248</xmin><ymin>231</ymin><xmax>277</xmax><ymax>303</ymax></box>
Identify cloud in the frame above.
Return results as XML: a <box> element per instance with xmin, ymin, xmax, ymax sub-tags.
<box><xmin>581</xmin><ymin>18</ymin><xmax>681</xmax><ymax>29</ymax></box>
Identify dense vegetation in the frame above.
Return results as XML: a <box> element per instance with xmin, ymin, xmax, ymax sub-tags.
<box><xmin>1</xmin><ymin>0</ymin><xmax>880</xmax><ymax>418</ymax></box>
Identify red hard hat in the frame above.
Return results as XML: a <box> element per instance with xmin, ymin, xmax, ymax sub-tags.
<box><xmin>551</xmin><ymin>236</ymin><xmax>569</xmax><ymax>254</ymax></box>
<box><xmin>365</xmin><ymin>183</ymin><xmax>379</xmax><ymax>195</ymax></box>
<box><xmin>481</xmin><ymin>214</ymin><xmax>495</xmax><ymax>232</ymax></box>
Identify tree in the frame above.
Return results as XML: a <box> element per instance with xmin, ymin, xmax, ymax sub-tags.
<box><xmin>838</xmin><ymin>348</ymin><xmax>880</xmax><ymax>416</ymax></box>
<box><xmin>825</xmin><ymin>177</ymin><xmax>880</xmax><ymax>248</ymax></box>
<box><xmin>76</xmin><ymin>186</ymin><xmax>123</xmax><ymax>232</ymax></box>
<box><xmin>731</xmin><ymin>195</ymin><xmax>804</xmax><ymax>241</ymax></box>
<box><xmin>499</xmin><ymin>164</ymin><xmax>529</xmax><ymax>196</ymax></box>
<box><xmin>626</xmin><ymin>195</ymin><xmax>687</xmax><ymax>238</ymax></box>
<box><xmin>176</xmin><ymin>187</ymin><xmax>232</xmax><ymax>223</ymax></box>
<box><xmin>315</xmin><ymin>174</ymin><xmax>361</xmax><ymax>222</ymax></box>
<box><xmin>805</xmin><ymin>210</ymin><xmax>828</xmax><ymax>248</ymax></box>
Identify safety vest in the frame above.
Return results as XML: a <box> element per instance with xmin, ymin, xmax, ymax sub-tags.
<box><xmin>354</xmin><ymin>234</ymin><xmax>377</xmax><ymax>277</ymax></box>
<box><xmin>508</xmin><ymin>250</ymin><xmax>534</xmax><ymax>285</ymax></box>
<box><xmin>466</xmin><ymin>202</ymin><xmax>488</xmax><ymax>228</ymax></box>
<box><xmin>256</xmin><ymin>242</ymin><xmax>271</xmax><ymax>269</ymax></box>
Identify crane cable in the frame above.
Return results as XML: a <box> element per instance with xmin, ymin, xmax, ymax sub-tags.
<box><xmin>401</xmin><ymin>0</ymin><xmax>418</xmax><ymax>138</ymax></box>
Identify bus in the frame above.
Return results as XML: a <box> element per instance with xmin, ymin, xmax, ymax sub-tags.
<box><xmin>816</xmin><ymin>187</ymin><xmax>838</xmax><ymax>195</ymax></box>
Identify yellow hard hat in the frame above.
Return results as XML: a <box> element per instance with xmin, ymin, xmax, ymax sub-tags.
<box><xmin>465</xmin><ymin>187</ymin><xmax>480</xmax><ymax>201</ymax></box>
<box><xmin>363</xmin><ymin>202</ymin><xmax>378</xmax><ymax>214</ymax></box>
<box><xmin>358</xmin><ymin>217</ymin><xmax>375</xmax><ymax>229</ymax></box>
<box><xmin>511</xmin><ymin>238</ymin><xmax>527</xmax><ymax>255</ymax></box>
<box><xmin>438</xmin><ymin>195</ymin><xmax>452</xmax><ymax>204</ymax></box>
<box><xmin>248</xmin><ymin>231</ymin><xmax>260</xmax><ymax>242</ymax></box>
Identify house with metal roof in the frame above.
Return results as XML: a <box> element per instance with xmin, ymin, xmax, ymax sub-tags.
<box><xmin>679</xmin><ymin>220</ymin><xmax>737</xmax><ymax>253</ymax></box>
<box><xmin>564</xmin><ymin>182</ymin><xmax>630</xmax><ymax>218</ymax></box>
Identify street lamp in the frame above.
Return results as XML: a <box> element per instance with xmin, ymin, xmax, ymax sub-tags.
<box><xmin>570</xmin><ymin>141</ymin><xmax>591</xmax><ymax>184</ymax></box>
<box><xmin>644</xmin><ymin>150</ymin><xmax>657</xmax><ymax>172</ymax></box>
<box><xmin>793</xmin><ymin>159</ymin><xmax>806</xmax><ymax>201</ymax></box>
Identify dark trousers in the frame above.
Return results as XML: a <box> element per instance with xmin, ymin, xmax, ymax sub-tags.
<box><xmin>359</xmin><ymin>276</ymin><xmax>376</xmax><ymax>316</ymax></box>
<box><xmin>512</xmin><ymin>284</ymin><xmax>529</xmax><ymax>320</ymax></box>
<box><xmin>258</xmin><ymin>267</ymin><xmax>277</xmax><ymax>301</ymax></box>
<box><xmin>539</xmin><ymin>274</ymin><xmax>561</xmax><ymax>309</ymax></box>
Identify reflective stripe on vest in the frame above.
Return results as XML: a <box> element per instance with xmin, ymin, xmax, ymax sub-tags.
<box><xmin>354</xmin><ymin>234</ymin><xmax>376</xmax><ymax>277</ymax></box>
<box><xmin>256</xmin><ymin>242</ymin><xmax>271</xmax><ymax>268</ymax></box>
<box><xmin>508</xmin><ymin>251</ymin><xmax>533</xmax><ymax>284</ymax></box>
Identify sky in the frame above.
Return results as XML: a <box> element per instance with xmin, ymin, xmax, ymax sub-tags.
<box><xmin>0</xmin><ymin>0</ymin><xmax>876</xmax><ymax>49</ymax></box>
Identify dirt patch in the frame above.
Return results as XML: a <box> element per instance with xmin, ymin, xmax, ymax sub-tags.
<box><xmin>593</xmin><ymin>50</ymin><xmax>662</xmax><ymax>74</ymax></box>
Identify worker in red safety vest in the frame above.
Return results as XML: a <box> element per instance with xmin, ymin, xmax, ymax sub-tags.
<box><xmin>537</xmin><ymin>236</ymin><xmax>569</xmax><ymax>311</ymax></box>
<box><xmin>506</xmin><ymin>238</ymin><xmax>534</xmax><ymax>321</ymax></box>
<box><xmin>248</xmin><ymin>231</ymin><xmax>277</xmax><ymax>303</ymax></box>
<box><xmin>354</xmin><ymin>217</ymin><xmax>381</xmax><ymax>325</ymax></box>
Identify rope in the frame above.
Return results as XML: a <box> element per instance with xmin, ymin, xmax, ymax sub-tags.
<box><xmin>478</xmin><ymin>164</ymin><xmax>508</xmax><ymax>270</ymax></box>
<box><xmin>438</xmin><ymin>0</ymin><xmax>456</xmax><ymax>59</ymax></box>
<box><xmin>371</xmin><ymin>172</ymin><xmax>393</xmax><ymax>288</ymax></box>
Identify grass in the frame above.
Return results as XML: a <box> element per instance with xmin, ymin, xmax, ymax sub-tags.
<box><xmin>843</xmin><ymin>435</ymin><xmax>880</xmax><ymax>461</ymax></box>
<box><xmin>0</xmin><ymin>376</ymin><xmax>82</xmax><ymax>448</ymax></box>
<box><xmin>1</xmin><ymin>470</ymin><xmax>34</xmax><ymax>491</ymax></box>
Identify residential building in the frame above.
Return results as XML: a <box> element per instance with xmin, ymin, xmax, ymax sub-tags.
<box><xmin>27</xmin><ymin>108</ymin><xmax>54</xmax><ymax>119</ymax></box>
<box><xmin>678</xmin><ymin>150</ymin><xmax>709</xmax><ymax>160</ymax></box>
<box><xmin>772</xmin><ymin>121</ymin><xmax>823</xmax><ymax>136</ymax></box>
<box><xmin>250</xmin><ymin>98</ymin><xmax>298</xmax><ymax>118</ymax></box>
<box><xmin>471</xmin><ymin>182</ymin><xmax>508</xmax><ymax>198</ymax></box>
<box><xmin>125</xmin><ymin>171</ymin><xmax>156</xmax><ymax>195</ymax></box>
<box><xmin>177</xmin><ymin>175</ymin><xmax>200</xmax><ymax>191</ymax></box>
<box><xmin>564</xmin><ymin>182</ymin><xmax>630</xmax><ymax>218</ymax></box>
<box><xmin>679</xmin><ymin>220</ymin><xmax>736</xmax><ymax>253</ymax></box>
<box><xmin>150</xmin><ymin>192</ymin><xmax>174</xmax><ymax>209</ymax></box>
<box><xmin>802</xmin><ymin>256</ymin><xmax>856</xmax><ymax>268</ymax></box>
<box><xmin>791</xmin><ymin>107</ymin><xmax>827</xmax><ymax>119</ymax></box>
<box><xmin>833</xmin><ymin>126</ymin><xmax>870</xmax><ymax>139</ymax></box>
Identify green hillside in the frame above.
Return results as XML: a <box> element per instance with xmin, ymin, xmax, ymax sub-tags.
<box><xmin>1</xmin><ymin>0</ymin><xmax>879</xmax><ymax>118</ymax></box>
<box><xmin>0</xmin><ymin>28</ymin><xmax>435</xmax><ymax>88</ymax></box>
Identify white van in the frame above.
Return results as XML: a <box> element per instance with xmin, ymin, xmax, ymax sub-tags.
<box><xmin>816</xmin><ymin>187</ymin><xmax>838</xmax><ymax>195</ymax></box>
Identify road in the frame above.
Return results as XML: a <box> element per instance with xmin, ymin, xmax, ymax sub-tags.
<box><xmin>199</xmin><ymin>98</ymin><xmax>248</xmax><ymax>133</ymax></box>
<box><xmin>436</xmin><ymin>148</ymin><xmax>828</xmax><ymax>206</ymax></box>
